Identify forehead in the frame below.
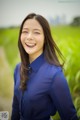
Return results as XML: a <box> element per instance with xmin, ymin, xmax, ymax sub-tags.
<box><xmin>23</xmin><ymin>19</ymin><xmax>43</xmax><ymax>30</ymax></box>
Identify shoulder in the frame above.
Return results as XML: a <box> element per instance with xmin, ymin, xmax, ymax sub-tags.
<box><xmin>45</xmin><ymin>64</ymin><xmax>68</xmax><ymax>89</ymax></box>
<box><xmin>43</xmin><ymin>62</ymin><xmax>63</xmax><ymax>79</ymax></box>
<box><xmin>14</xmin><ymin>63</ymin><xmax>21</xmax><ymax>84</ymax></box>
<box><xmin>50</xmin><ymin>64</ymin><xmax>63</xmax><ymax>78</ymax></box>
<box><xmin>14</xmin><ymin>62</ymin><xmax>21</xmax><ymax>70</ymax></box>
<box><xmin>14</xmin><ymin>63</ymin><xmax>21</xmax><ymax>75</ymax></box>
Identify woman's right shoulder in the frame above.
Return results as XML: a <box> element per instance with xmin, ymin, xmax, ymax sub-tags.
<box><xmin>13</xmin><ymin>63</ymin><xmax>21</xmax><ymax>84</ymax></box>
<box><xmin>14</xmin><ymin>62</ymin><xmax>21</xmax><ymax>72</ymax></box>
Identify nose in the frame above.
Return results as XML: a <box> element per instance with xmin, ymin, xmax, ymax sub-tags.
<box><xmin>27</xmin><ymin>32</ymin><xmax>33</xmax><ymax>40</ymax></box>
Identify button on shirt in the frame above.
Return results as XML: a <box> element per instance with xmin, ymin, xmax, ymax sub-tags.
<box><xmin>11</xmin><ymin>53</ymin><xmax>78</xmax><ymax>120</ymax></box>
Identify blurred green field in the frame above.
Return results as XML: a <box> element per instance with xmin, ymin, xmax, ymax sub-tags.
<box><xmin>0</xmin><ymin>25</ymin><xmax>80</xmax><ymax>119</ymax></box>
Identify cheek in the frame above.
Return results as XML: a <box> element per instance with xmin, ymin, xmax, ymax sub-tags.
<box><xmin>21</xmin><ymin>34</ymin><xmax>24</xmax><ymax>40</ymax></box>
<box><xmin>41</xmin><ymin>40</ymin><xmax>44</xmax><ymax>46</ymax></box>
<box><xmin>20</xmin><ymin>35</ymin><xmax>25</xmax><ymax>44</ymax></box>
<box><xmin>38</xmin><ymin>39</ymin><xmax>44</xmax><ymax>49</ymax></box>
<box><xmin>40</xmin><ymin>37</ymin><xmax>45</xmax><ymax>47</ymax></box>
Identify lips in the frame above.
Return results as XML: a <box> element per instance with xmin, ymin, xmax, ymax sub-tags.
<box><xmin>25</xmin><ymin>43</ymin><xmax>36</xmax><ymax>48</ymax></box>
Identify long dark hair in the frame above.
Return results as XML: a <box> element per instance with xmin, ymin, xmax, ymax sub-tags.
<box><xmin>18</xmin><ymin>13</ymin><xmax>64</xmax><ymax>91</ymax></box>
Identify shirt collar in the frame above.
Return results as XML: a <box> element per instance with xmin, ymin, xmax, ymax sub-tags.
<box><xmin>29</xmin><ymin>53</ymin><xmax>45</xmax><ymax>72</ymax></box>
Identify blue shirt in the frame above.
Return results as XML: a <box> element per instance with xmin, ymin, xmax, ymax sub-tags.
<box><xmin>11</xmin><ymin>53</ymin><xmax>78</xmax><ymax>120</ymax></box>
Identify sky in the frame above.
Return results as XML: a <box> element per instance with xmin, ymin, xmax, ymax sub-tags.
<box><xmin>0</xmin><ymin>0</ymin><xmax>80</xmax><ymax>27</ymax></box>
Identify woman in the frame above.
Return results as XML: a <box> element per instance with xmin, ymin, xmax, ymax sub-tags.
<box><xmin>11</xmin><ymin>13</ymin><xmax>79</xmax><ymax>120</ymax></box>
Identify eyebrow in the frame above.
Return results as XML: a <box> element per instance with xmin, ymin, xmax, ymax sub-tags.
<box><xmin>22</xmin><ymin>28</ymin><xmax>41</xmax><ymax>31</ymax></box>
<box><xmin>22</xmin><ymin>28</ymin><xmax>28</xmax><ymax>30</ymax></box>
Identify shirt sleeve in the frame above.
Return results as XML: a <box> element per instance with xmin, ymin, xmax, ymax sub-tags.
<box><xmin>11</xmin><ymin>64</ymin><xmax>20</xmax><ymax>120</ymax></box>
<box><xmin>49</xmin><ymin>69</ymin><xmax>78</xmax><ymax>120</ymax></box>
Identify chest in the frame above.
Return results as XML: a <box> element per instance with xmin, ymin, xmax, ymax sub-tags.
<box><xmin>15</xmin><ymin>67</ymin><xmax>52</xmax><ymax>103</ymax></box>
<box><xmin>26</xmin><ymin>70</ymin><xmax>51</xmax><ymax>101</ymax></box>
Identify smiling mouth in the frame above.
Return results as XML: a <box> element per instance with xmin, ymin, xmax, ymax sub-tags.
<box><xmin>25</xmin><ymin>43</ymin><xmax>36</xmax><ymax>48</ymax></box>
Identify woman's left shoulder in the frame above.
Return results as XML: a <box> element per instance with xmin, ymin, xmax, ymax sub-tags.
<box><xmin>51</xmin><ymin>64</ymin><xmax>62</xmax><ymax>72</ymax></box>
<box><xmin>45</xmin><ymin>63</ymin><xmax>63</xmax><ymax>79</ymax></box>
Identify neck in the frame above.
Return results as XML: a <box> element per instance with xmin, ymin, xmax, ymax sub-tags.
<box><xmin>29</xmin><ymin>52</ymin><xmax>43</xmax><ymax>63</ymax></box>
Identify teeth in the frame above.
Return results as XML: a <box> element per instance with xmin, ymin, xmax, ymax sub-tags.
<box><xmin>27</xmin><ymin>44</ymin><xmax>35</xmax><ymax>46</ymax></box>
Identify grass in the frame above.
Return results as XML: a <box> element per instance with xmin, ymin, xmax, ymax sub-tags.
<box><xmin>0</xmin><ymin>27</ymin><xmax>20</xmax><ymax>72</ymax></box>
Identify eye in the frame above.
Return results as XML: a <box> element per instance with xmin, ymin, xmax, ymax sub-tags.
<box><xmin>34</xmin><ymin>32</ymin><xmax>40</xmax><ymax>34</ymax></box>
<box><xmin>22</xmin><ymin>31</ymin><xmax>28</xmax><ymax>34</ymax></box>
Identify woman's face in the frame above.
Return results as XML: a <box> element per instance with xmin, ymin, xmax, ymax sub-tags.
<box><xmin>21</xmin><ymin>18</ymin><xmax>44</xmax><ymax>62</ymax></box>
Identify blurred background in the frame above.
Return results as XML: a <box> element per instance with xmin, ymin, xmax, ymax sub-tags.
<box><xmin>0</xmin><ymin>0</ymin><xmax>80</xmax><ymax>119</ymax></box>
